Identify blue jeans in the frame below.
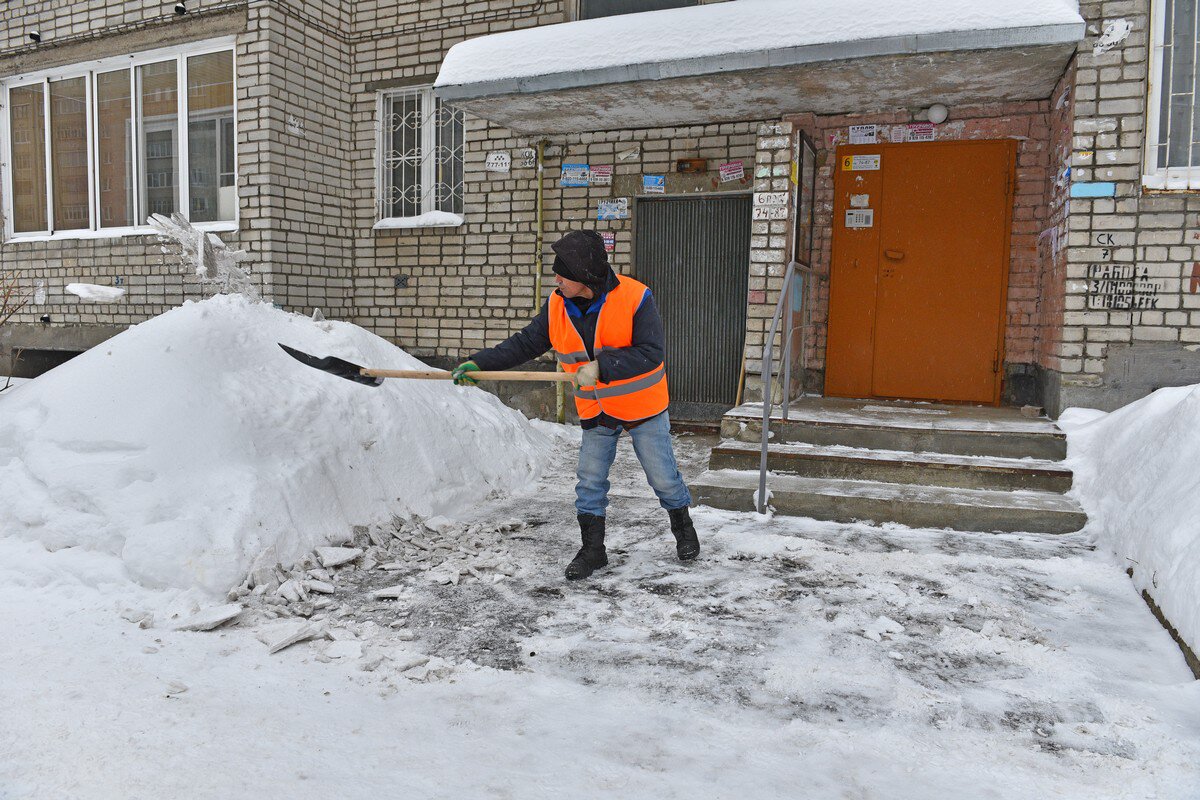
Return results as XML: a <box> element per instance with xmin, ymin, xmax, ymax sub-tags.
<box><xmin>575</xmin><ymin>412</ymin><xmax>692</xmax><ymax>517</ymax></box>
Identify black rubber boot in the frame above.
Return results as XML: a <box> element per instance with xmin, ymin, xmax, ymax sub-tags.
<box><xmin>565</xmin><ymin>513</ymin><xmax>608</xmax><ymax>580</ymax></box>
<box><xmin>668</xmin><ymin>507</ymin><xmax>700</xmax><ymax>561</ymax></box>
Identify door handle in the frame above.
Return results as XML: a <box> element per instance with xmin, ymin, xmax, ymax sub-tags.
<box><xmin>884</xmin><ymin>249</ymin><xmax>905</xmax><ymax>260</ymax></box>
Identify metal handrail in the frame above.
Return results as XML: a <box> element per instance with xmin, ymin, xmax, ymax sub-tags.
<box><xmin>757</xmin><ymin>260</ymin><xmax>813</xmax><ymax>514</ymax></box>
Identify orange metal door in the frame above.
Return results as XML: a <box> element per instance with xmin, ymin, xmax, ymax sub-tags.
<box><xmin>825</xmin><ymin>140</ymin><xmax>1014</xmax><ymax>404</ymax></box>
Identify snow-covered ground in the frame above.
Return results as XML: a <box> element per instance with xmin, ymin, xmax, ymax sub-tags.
<box><xmin>2</xmin><ymin>300</ymin><xmax>1198</xmax><ymax>798</ymax></box>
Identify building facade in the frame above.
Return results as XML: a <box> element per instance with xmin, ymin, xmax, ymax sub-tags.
<box><xmin>1</xmin><ymin>0</ymin><xmax>1197</xmax><ymax>418</ymax></box>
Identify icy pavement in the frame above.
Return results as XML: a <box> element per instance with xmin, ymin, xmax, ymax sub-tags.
<box><xmin>3</xmin><ymin>430</ymin><xmax>1199</xmax><ymax>798</ymax></box>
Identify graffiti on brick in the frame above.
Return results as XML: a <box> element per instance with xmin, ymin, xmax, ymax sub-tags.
<box><xmin>1087</xmin><ymin>264</ymin><xmax>1164</xmax><ymax>310</ymax></box>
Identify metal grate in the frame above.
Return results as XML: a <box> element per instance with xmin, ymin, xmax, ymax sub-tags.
<box><xmin>381</xmin><ymin>87</ymin><xmax>464</xmax><ymax>218</ymax></box>
<box><xmin>634</xmin><ymin>194</ymin><xmax>751</xmax><ymax>417</ymax></box>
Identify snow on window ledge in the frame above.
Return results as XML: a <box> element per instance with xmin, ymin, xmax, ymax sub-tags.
<box><xmin>373</xmin><ymin>212</ymin><xmax>465</xmax><ymax>230</ymax></box>
<box><xmin>3</xmin><ymin>221</ymin><xmax>238</xmax><ymax>244</ymax></box>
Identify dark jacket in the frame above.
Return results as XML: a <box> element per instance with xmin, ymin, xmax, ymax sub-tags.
<box><xmin>471</xmin><ymin>268</ymin><xmax>665</xmax><ymax>428</ymax></box>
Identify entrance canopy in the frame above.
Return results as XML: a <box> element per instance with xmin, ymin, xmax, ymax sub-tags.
<box><xmin>433</xmin><ymin>0</ymin><xmax>1085</xmax><ymax>134</ymax></box>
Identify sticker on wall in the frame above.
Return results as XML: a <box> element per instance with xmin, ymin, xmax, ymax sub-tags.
<box><xmin>841</xmin><ymin>154</ymin><xmax>881</xmax><ymax>171</ymax></box>
<box><xmin>850</xmin><ymin>193</ymin><xmax>870</xmax><ymax>208</ymax></box>
<box><xmin>849</xmin><ymin>124</ymin><xmax>878</xmax><ymax>145</ymax></box>
<box><xmin>719</xmin><ymin>160</ymin><xmax>746</xmax><ymax>183</ymax></box>
<box><xmin>561</xmin><ymin>163</ymin><xmax>590</xmax><ymax>187</ymax></box>
<box><xmin>601</xmin><ymin>232</ymin><xmax>616</xmax><ymax>252</ymax></box>
<box><xmin>485</xmin><ymin>152</ymin><xmax>512</xmax><ymax>173</ymax></box>
<box><xmin>597</xmin><ymin>198</ymin><xmax>630</xmax><ymax>220</ymax></box>
<box><xmin>845</xmin><ymin>209</ymin><xmax>874</xmax><ymax>228</ymax></box>
<box><xmin>589</xmin><ymin>164</ymin><xmax>613</xmax><ymax>186</ymax></box>
<box><xmin>642</xmin><ymin>175</ymin><xmax>666</xmax><ymax>194</ymax></box>
<box><xmin>906</xmin><ymin>123</ymin><xmax>936</xmax><ymax>143</ymax></box>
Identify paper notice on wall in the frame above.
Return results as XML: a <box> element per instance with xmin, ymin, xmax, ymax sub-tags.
<box><xmin>841</xmin><ymin>154</ymin><xmax>881</xmax><ymax>171</ymax></box>
<box><xmin>561</xmin><ymin>163</ymin><xmax>590</xmax><ymax>187</ymax></box>
<box><xmin>906</xmin><ymin>122</ymin><xmax>936</xmax><ymax>142</ymax></box>
<box><xmin>845</xmin><ymin>209</ymin><xmax>874</xmax><ymax>228</ymax></box>
<box><xmin>589</xmin><ymin>164</ymin><xmax>613</xmax><ymax>185</ymax></box>
<box><xmin>601</xmin><ymin>232</ymin><xmax>615</xmax><ymax>252</ymax></box>
<box><xmin>642</xmin><ymin>175</ymin><xmax>665</xmax><ymax>194</ymax></box>
<box><xmin>849</xmin><ymin>124</ymin><xmax>877</xmax><ymax>144</ymax></box>
<box><xmin>850</xmin><ymin>194</ymin><xmax>870</xmax><ymax>208</ymax></box>
<box><xmin>597</xmin><ymin>198</ymin><xmax>630</xmax><ymax>220</ymax></box>
<box><xmin>33</xmin><ymin>280</ymin><xmax>46</xmax><ymax>305</ymax></box>
<box><xmin>890</xmin><ymin>125</ymin><xmax>908</xmax><ymax>143</ymax></box>
<box><xmin>719</xmin><ymin>160</ymin><xmax>746</xmax><ymax>182</ymax></box>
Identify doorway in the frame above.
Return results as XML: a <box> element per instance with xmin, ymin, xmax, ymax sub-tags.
<box><xmin>635</xmin><ymin>194</ymin><xmax>751</xmax><ymax>420</ymax></box>
<box><xmin>825</xmin><ymin>140</ymin><xmax>1015</xmax><ymax>404</ymax></box>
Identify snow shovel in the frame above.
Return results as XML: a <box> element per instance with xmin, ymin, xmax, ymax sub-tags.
<box><xmin>278</xmin><ymin>343</ymin><xmax>575</xmax><ymax>388</ymax></box>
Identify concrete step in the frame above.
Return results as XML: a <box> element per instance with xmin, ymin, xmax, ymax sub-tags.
<box><xmin>722</xmin><ymin>401</ymin><xmax>1067</xmax><ymax>460</ymax></box>
<box><xmin>708</xmin><ymin>440</ymin><xmax>1074</xmax><ymax>493</ymax></box>
<box><xmin>690</xmin><ymin>469</ymin><xmax>1088</xmax><ymax>534</ymax></box>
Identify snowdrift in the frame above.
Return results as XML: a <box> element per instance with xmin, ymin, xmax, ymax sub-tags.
<box><xmin>1062</xmin><ymin>385</ymin><xmax>1200</xmax><ymax>655</ymax></box>
<box><xmin>0</xmin><ymin>296</ymin><xmax>552</xmax><ymax>595</ymax></box>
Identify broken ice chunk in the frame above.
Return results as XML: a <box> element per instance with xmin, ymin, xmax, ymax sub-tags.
<box><xmin>264</xmin><ymin>622</ymin><xmax>326</xmax><ymax>654</ymax></box>
<box><xmin>315</xmin><ymin>547</ymin><xmax>363</xmax><ymax>568</ymax></box>
<box><xmin>173</xmin><ymin>603</ymin><xmax>243</xmax><ymax>632</ymax></box>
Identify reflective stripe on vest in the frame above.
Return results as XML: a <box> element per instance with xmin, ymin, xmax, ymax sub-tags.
<box><xmin>548</xmin><ymin>275</ymin><xmax>670</xmax><ymax>422</ymax></box>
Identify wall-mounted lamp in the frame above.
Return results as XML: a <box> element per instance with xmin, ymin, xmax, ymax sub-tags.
<box><xmin>38</xmin><ymin>314</ymin><xmax>51</xmax><ymax>324</ymax></box>
<box><xmin>28</xmin><ymin>30</ymin><xmax>41</xmax><ymax>43</ymax></box>
<box><xmin>174</xmin><ymin>2</ymin><xmax>187</xmax><ymax>15</ymax></box>
<box><xmin>927</xmin><ymin>103</ymin><xmax>949</xmax><ymax>125</ymax></box>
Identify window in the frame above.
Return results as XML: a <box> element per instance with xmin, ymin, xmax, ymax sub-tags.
<box><xmin>1</xmin><ymin>39</ymin><xmax>235</xmax><ymax>238</ymax></box>
<box><xmin>577</xmin><ymin>0</ymin><xmax>698</xmax><ymax>20</ymax></box>
<box><xmin>1146</xmin><ymin>0</ymin><xmax>1200</xmax><ymax>188</ymax></box>
<box><xmin>378</xmin><ymin>86</ymin><xmax>464</xmax><ymax>223</ymax></box>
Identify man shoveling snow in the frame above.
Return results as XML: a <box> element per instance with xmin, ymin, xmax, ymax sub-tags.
<box><xmin>452</xmin><ymin>230</ymin><xmax>700</xmax><ymax>580</ymax></box>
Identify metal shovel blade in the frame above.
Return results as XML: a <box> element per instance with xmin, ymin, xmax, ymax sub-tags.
<box><xmin>278</xmin><ymin>343</ymin><xmax>384</xmax><ymax>387</ymax></box>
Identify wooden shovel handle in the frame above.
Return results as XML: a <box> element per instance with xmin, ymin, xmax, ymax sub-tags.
<box><xmin>361</xmin><ymin>368</ymin><xmax>575</xmax><ymax>383</ymax></box>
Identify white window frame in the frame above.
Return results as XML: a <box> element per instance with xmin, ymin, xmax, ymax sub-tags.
<box><xmin>0</xmin><ymin>36</ymin><xmax>238</xmax><ymax>241</ymax></box>
<box><xmin>374</xmin><ymin>86</ymin><xmax>465</xmax><ymax>230</ymax></box>
<box><xmin>1144</xmin><ymin>0</ymin><xmax>1200</xmax><ymax>189</ymax></box>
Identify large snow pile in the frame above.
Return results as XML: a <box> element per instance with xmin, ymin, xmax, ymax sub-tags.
<box><xmin>1061</xmin><ymin>385</ymin><xmax>1200</xmax><ymax>654</ymax></box>
<box><xmin>0</xmin><ymin>296</ymin><xmax>552</xmax><ymax>596</ymax></box>
<box><xmin>435</xmin><ymin>0</ymin><xmax>1084</xmax><ymax>88</ymax></box>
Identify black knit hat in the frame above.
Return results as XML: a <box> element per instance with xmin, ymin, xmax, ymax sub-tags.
<box><xmin>551</xmin><ymin>230</ymin><xmax>610</xmax><ymax>292</ymax></box>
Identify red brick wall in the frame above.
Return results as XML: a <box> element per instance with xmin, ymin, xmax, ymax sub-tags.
<box><xmin>785</xmin><ymin>100</ymin><xmax>1054</xmax><ymax>387</ymax></box>
<box><xmin>1037</xmin><ymin>66</ymin><xmax>1076</xmax><ymax>372</ymax></box>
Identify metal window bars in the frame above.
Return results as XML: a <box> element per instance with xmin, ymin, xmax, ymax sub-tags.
<box><xmin>1146</xmin><ymin>0</ymin><xmax>1200</xmax><ymax>188</ymax></box>
<box><xmin>381</xmin><ymin>88</ymin><xmax>464</xmax><ymax>218</ymax></box>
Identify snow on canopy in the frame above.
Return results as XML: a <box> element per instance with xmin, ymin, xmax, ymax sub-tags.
<box><xmin>0</xmin><ymin>296</ymin><xmax>552</xmax><ymax>595</ymax></box>
<box><xmin>1062</xmin><ymin>385</ymin><xmax>1200</xmax><ymax>656</ymax></box>
<box><xmin>435</xmin><ymin>0</ymin><xmax>1084</xmax><ymax>88</ymax></box>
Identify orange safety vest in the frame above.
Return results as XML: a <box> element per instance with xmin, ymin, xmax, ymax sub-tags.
<box><xmin>548</xmin><ymin>275</ymin><xmax>669</xmax><ymax>422</ymax></box>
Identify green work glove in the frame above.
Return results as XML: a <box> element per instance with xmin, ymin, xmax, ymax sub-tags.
<box><xmin>451</xmin><ymin>361</ymin><xmax>481</xmax><ymax>386</ymax></box>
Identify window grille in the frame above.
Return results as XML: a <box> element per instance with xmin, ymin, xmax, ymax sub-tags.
<box><xmin>1146</xmin><ymin>0</ymin><xmax>1200</xmax><ymax>188</ymax></box>
<box><xmin>379</xmin><ymin>87</ymin><xmax>464</xmax><ymax>220</ymax></box>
